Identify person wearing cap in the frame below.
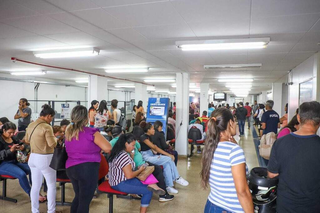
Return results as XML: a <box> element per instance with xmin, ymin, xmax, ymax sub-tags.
<box><xmin>109</xmin><ymin>125</ymin><xmax>174</xmax><ymax>202</ymax></box>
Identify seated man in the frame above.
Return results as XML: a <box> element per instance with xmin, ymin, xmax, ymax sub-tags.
<box><xmin>188</xmin><ymin>118</ymin><xmax>205</xmax><ymax>154</ymax></box>
<box><xmin>109</xmin><ymin>125</ymin><xmax>174</xmax><ymax>202</ymax></box>
<box><xmin>268</xmin><ymin>101</ymin><xmax>320</xmax><ymax>213</ymax></box>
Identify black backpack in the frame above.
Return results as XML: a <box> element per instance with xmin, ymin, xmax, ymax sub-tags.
<box><xmin>117</xmin><ymin>113</ymin><xmax>127</xmax><ymax>131</ymax></box>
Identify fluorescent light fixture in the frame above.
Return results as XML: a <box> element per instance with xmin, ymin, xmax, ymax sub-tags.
<box><xmin>34</xmin><ymin>47</ymin><xmax>100</xmax><ymax>59</ymax></box>
<box><xmin>218</xmin><ymin>78</ymin><xmax>253</xmax><ymax>83</ymax></box>
<box><xmin>105</xmin><ymin>68</ymin><xmax>149</xmax><ymax>73</ymax></box>
<box><xmin>144</xmin><ymin>79</ymin><xmax>175</xmax><ymax>83</ymax></box>
<box><xmin>204</xmin><ymin>63</ymin><xmax>262</xmax><ymax>69</ymax></box>
<box><xmin>114</xmin><ymin>85</ymin><xmax>135</xmax><ymax>88</ymax></box>
<box><xmin>11</xmin><ymin>71</ymin><xmax>46</xmax><ymax>76</ymax></box>
<box><xmin>172</xmin><ymin>83</ymin><xmax>197</xmax><ymax>88</ymax></box>
<box><xmin>176</xmin><ymin>38</ymin><xmax>270</xmax><ymax>51</ymax></box>
<box><xmin>226</xmin><ymin>84</ymin><xmax>252</xmax><ymax>88</ymax></box>
<box><xmin>189</xmin><ymin>93</ymin><xmax>195</xmax><ymax>97</ymax></box>
<box><xmin>147</xmin><ymin>86</ymin><xmax>156</xmax><ymax>91</ymax></box>
<box><xmin>75</xmin><ymin>80</ymin><xmax>88</xmax><ymax>83</ymax></box>
<box><xmin>33</xmin><ymin>81</ymin><xmax>49</xmax><ymax>84</ymax></box>
<box><xmin>155</xmin><ymin>90</ymin><xmax>169</xmax><ymax>93</ymax></box>
<box><xmin>168</xmin><ymin>92</ymin><xmax>176</xmax><ymax>94</ymax></box>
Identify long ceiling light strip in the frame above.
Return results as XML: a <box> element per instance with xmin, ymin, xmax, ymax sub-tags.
<box><xmin>105</xmin><ymin>68</ymin><xmax>149</xmax><ymax>73</ymax></box>
<box><xmin>11</xmin><ymin>71</ymin><xmax>46</xmax><ymax>76</ymax></box>
<box><xmin>34</xmin><ymin>48</ymin><xmax>100</xmax><ymax>59</ymax></box>
<box><xmin>144</xmin><ymin>79</ymin><xmax>175</xmax><ymax>83</ymax></box>
<box><xmin>204</xmin><ymin>63</ymin><xmax>262</xmax><ymax>69</ymax></box>
<box><xmin>218</xmin><ymin>78</ymin><xmax>253</xmax><ymax>82</ymax></box>
<box><xmin>176</xmin><ymin>38</ymin><xmax>270</xmax><ymax>51</ymax></box>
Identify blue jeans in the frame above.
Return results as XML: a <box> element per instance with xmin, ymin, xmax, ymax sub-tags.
<box><xmin>204</xmin><ymin>200</ymin><xmax>232</xmax><ymax>213</ymax></box>
<box><xmin>141</xmin><ymin>150</ymin><xmax>179</xmax><ymax>187</ymax></box>
<box><xmin>238</xmin><ymin>120</ymin><xmax>245</xmax><ymax>135</ymax></box>
<box><xmin>0</xmin><ymin>161</ymin><xmax>31</xmax><ymax>195</ymax></box>
<box><xmin>112</xmin><ymin>178</ymin><xmax>152</xmax><ymax>207</ymax></box>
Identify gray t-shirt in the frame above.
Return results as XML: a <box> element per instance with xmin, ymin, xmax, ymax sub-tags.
<box><xmin>17</xmin><ymin>107</ymin><xmax>32</xmax><ymax>127</ymax></box>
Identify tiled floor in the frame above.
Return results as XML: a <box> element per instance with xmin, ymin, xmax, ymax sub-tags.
<box><xmin>0</xmin><ymin>126</ymin><xmax>258</xmax><ymax>213</ymax></box>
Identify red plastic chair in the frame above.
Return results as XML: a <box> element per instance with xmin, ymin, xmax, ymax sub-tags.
<box><xmin>0</xmin><ymin>175</ymin><xmax>18</xmax><ymax>203</ymax></box>
<box><xmin>98</xmin><ymin>156</ymin><xmax>127</xmax><ymax>213</ymax></box>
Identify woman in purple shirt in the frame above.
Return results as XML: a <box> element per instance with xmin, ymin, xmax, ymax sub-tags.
<box><xmin>65</xmin><ymin>105</ymin><xmax>111</xmax><ymax>213</ymax></box>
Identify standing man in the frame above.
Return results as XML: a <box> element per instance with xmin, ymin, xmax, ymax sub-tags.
<box><xmin>14</xmin><ymin>98</ymin><xmax>32</xmax><ymax>131</ymax></box>
<box><xmin>252</xmin><ymin>100</ymin><xmax>259</xmax><ymax>125</ymax></box>
<box><xmin>235</xmin><ymin>102</ymin><xmax>247</xmax><ymax>136</ymax></box>
<box><xmin>207</xmin><ymin>104</ymin><xmax>215</xmax><ymax>117</ymax></box>
<box><xmin>261</xmin><ymin>100</ymin><xmax>280</xmax><ymax>135</ymax></box>
<box><xmin>244</xmin><ymin>102</ymin><xmax>252</xmax><ymax>129</ymax></box>
<box><xmin>268</xmin><ymin>101</ymin><xmax>320</xmax><ymax>212</ymax></box>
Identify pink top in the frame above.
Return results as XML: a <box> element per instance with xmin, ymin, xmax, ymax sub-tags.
<box><xmin>65</xmin><ymin>127</ymin><xmax>100</xmax><ymax>168</ymax></box>
<box><xmin>281</xmin><ymin>114</ymin><xmax>288</xmax><ymax>128</ymax></box>
<box><xmin>277</xmin><ymin>127</ymin><xmax>291</xmax><ymax>139</ymax></box>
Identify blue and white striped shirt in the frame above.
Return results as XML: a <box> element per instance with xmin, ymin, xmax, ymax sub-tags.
<box><xmin>208</xmin><ymin>142</ymin><xmax>246</xmax><ymax>213</ymax></box>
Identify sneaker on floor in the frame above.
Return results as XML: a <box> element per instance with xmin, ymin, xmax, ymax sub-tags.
<box><xmin>175</xmin><ymin>177</ymin><xmax>189</xmax><ymax>186</ymax></box>
<box><xmin>166</xmin><ymin>186</ymin><xmax>178</xmax><ymax>194</ymax></box>
<box><xmin>159</xmin><ymin>194</ymin><xmax>174</xmax><ymax>202</ymax></box>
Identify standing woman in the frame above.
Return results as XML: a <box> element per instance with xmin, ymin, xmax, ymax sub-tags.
<box><xmin>95</xmin><ymin>100</ymin><xmax>109</xmax><ymax>131</ymax></box>
<box><xmin>65</xmin><ymin>105</ymin><xmax>111</xmax><ymax>213</ymax></box>
<box><xmin>88</xmin><ymin>100</ymin><xmax>99</xmax><ymax>128</ymax></box>
<box><xmin>25</xmin><ymin>104</ymin><xmax>57</xmax><ymax>213</ymax></box>
<box><xmin>134</xmin><ymin>112</ymin><xmax>146</xmax><ymax>127</ymax></box>
<box><xmin>135</xmin><ymin>101</ymin><xmax>145</xmax><ymax>115</ymax></box>
<box><xmin>14</xmin><ymin>98</ymin><xmax>32</xmax><ymax>131</ymax></box>
<box><xmin>201</xmin><ymin>108</ymin><xmax>253</xmax><ymax>213</ymax></box>
<box><xmin>132</xmin><ymin>105</ymin><xmax>137</xmax><ymax>126</ymax></box>
<box><xmin>108</xmin><ymin>99</ymin><xmax>121</xmax><ymax>124</ymax></box>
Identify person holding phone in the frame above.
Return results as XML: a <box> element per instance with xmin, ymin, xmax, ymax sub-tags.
<box><xmin>0</xmin><ymin>122</ymin><xmax>31</xmax><ymax>196</ymax></box>
<box><xmin>14</xmin><ymin>98</ymin><xmax>32</xmax><ymax>131</ymax></box>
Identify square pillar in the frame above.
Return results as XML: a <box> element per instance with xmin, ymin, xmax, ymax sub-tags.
<box><xmin>88</xmin><ymin>75</ymin><xmax>108</xmax><ymax>103</ymax></box>
<box><xmin>135</xmin><ymin>83</ymin><xmax>148</xmax><ymax>109</ymax></box>
<box><xmin>200</xmin><ymin>83</ymin><xmax>209</xmax><ymax>116</ymax></box>
<box><xmin>272</xmin><ymin>83</ymin><xmax>283</xmax><ymax>115</ymax></box>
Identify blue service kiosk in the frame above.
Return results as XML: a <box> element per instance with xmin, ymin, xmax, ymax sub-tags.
<box><xmin>146</xmin><ymin>97</ymin><xmax>170</xmax><ymax>138</ymax></box>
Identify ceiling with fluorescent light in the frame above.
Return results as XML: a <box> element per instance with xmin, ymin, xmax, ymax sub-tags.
<box><xmin>0</xmin><ymin>0</ymin><xmax>319</xmax><ymax>94</ymax></box>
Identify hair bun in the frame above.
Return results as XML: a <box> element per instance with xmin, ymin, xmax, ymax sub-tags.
<box><xmin>42</xmin><ymin>104</ymin><xmax>50</xmax><ymax>109</ymax></box>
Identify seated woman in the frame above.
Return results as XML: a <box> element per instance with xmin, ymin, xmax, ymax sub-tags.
<box><xmin>108</xmin><ymin>133</ymin><xmax>154</xmax><ymax>213</ymax></box>
<box><xmin>277</xmin><ymin>115</ymin><xmax>300</xmax><ymax>139</ymax></box>
<box><xmin>140</xmin><ymin>122</ymin><xmax>188</xmax><ymax>194</ymax></box>
<box><xmin>134</xmin><ymin>112</ymin><xmax>145</xmax><ymax>127</ymax></box>
<box><xmin>152</xmin><ymin>121</ymin><xmax>178</xmax><ymax>166</ymax></box>
<box><xmin>0</xmin><ymin>122</ymin><xmax>31</xmax><ymax>196</ymax></box>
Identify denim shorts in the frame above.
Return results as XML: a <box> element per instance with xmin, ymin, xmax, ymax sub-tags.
<box><xmin>204</xmin><ymin>200</ymin><xmax>233</xmax><ymax>213</ymax></box>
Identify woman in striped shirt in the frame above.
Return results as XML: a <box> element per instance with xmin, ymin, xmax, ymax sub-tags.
<box><xmin>200</xmin><ymin>108</ymin><xmax>253</xmax><ymax>213</ymax></box>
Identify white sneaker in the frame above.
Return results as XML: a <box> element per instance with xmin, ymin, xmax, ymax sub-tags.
<box><xmin>175</xmin><ymin>177</ymin><xmax>189</xmax><ymax>186</ymax></box>
<box><xmin>166</xmin><ymin>186</ymin><xmax>178</xmax><ymax>194</ymax></box>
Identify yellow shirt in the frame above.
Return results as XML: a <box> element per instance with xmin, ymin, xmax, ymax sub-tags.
<box><xmin>25</xmin><ymin>118</ymin><xmax>57</xmax><ymax>154</ymax></box>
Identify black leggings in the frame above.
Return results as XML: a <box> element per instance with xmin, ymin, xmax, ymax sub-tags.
<box><xmin>148</xmin><ymin>162</ymin><xmax>168</xmax><ymax>194</ymax></box>
<box><xmin>66</xmin><ymin>162</ymin><xmax>100</xmax><ymax>213</ymax></box>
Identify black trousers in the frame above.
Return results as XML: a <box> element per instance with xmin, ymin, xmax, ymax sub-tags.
<box><xmin>147</xmin><ymin>162</ymin><xmax>168</xmax><ymax>194</ymax></box>
<box><xmin>66</xmin><ymin>162</ymin><xmax>100</xmax><ymax>213</ymax></box>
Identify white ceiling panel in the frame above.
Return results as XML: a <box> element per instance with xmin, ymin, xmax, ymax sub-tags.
<box><xmin>189</xmin><ymin>19</ymin><xmax>249</xmax><ymax>37</ymax></box>
<box><xmin>2</xmin><ymin>16</ymin><xmax>79</xmax><ymax>35</ymax></box>
<box><xmin>0</xmin><ymin>0</ymin><xmax>37</xmax><ymax>20</ymax></box>
<box><xmin>172</xmin><ymin>0</ymin><xmax>251</xmax><ymax>23</ymax></box>
<box><xmin>291</xmin><ymin>42</ymin><xmax>320</xmax><ymax>52</ymax></box>
<box><xmin>251</xmin><ymin>14</ymin><xmax>320</xmax><ymax>34</ymax></box>
<box><xmin>132</xmin><ymin>40</ymin><xmax>178</xmax><ymax>51</ymax></box>
<box><xmin>108</xmin><ymin>28</ymin><xmax>148</xmax><ymax>42</ymax></box>
<box><xmin>14</xmin><ymin>0</ymin><xmax>63</xmax><ymax>15</ymax></box>
<box><xmin>252</xmin><ymin>0</ymin><xmax>320</xmax><ymax>18</ymax></box>
<box><xmin>281</xmin><ymin>52</ymin><xmax>315</xmax><ymax>64</ymax></box>
<box><xmin>135</xmin><ymin>23</ymin><xmax>196</xmax><ymax>39</ymax></box>
<box><xmin>45</xmin><ymin>0</ymin><xmax>99</xmax><ymax>12</ymax></box>
<box><xmin>73</xmin><ymin>9</ymin><xmax>131</xmax><ymax>30</ymax></box>
<box><xmin>309</xmin><ymin>19</ymin><xmax>320</xmax><ymax>32</ymax></box>
<box><xmin>94</xmin><ymin>0</ymin><xmax>168</xmax><ymax>7</ymax></box>
<box><xmin>44</xmin><ymin>32</ymin><xmax>107</xmax><ymax>46</ymax></box>
<box><xmin>0</xmin><ymin>23</ymin><xmax>36</xmax><ymax>39</ymax></box>
<box><xmin>103</xmin><ymin>1</ymin><xmax>185</xmax><ymax>28</ymax></box>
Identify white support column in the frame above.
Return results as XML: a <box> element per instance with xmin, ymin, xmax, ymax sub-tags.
<box><xmin>135</xmin><ymin>83</ymin><xmax>148</xmax><ymax>109</ymax></box>
<box><xmin>272</xmin><ymin>83</ymin><xmax>283</xmax><ymax>115</ymax></box>
<box><xmin>261</xmin><ymin>91</ymin><xmax>267</xmax><ymax>103</ymax></box>
<box><xmin>175</xmin><ymin>73</ymin><xmax>189</xmax><ymax>156</ymax></box>
<box><xmin>200</xmin><ymin>83</ymin><xmax>209</xmax><ymax>116</ymax></box>
<box><xmin>87</xmin><ymin>75</ymin><xmax>108</xmax><ymax>103</ymax></box>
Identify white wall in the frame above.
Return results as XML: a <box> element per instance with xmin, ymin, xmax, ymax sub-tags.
<box><xmin>0</xmin><ymin>80</ymin><xmax>87</xmax><ymax>125</ymax></box>
<box><xmin>287</xmin><ymin>53</ymin><xmax>320</xmax><ymax>120</ymax></box>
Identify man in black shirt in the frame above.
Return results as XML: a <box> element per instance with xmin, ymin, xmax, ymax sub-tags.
<box><xmin>235</xmin><ymin>102</ymin><xmax>247</xmax><ymax>136</ymax></box>
<box><xmin>261</xmin><ymin>100</ymin><xmax>280</xmax><ymax>135</ymax></box>
<box><xmin>268</xmin><ymin>101</ymin><xmax>320</xmax><ymax>213</ymax></box>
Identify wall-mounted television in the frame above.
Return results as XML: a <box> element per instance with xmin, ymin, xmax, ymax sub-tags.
<box><xmin>214</xmin><ymin>92</ymin><xmax>226</xmax><ymax>101</ymax></box>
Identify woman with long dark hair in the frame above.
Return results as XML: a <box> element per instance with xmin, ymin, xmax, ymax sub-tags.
<box><xmin>135</xmin><ymin>100</ymin><xmax>145</xmax><ymax>114</ymax></box>
<box><xmin>108</xmin><ymin>133</ymin><xmax>154</xmax><ymax>213</ymax></box>
<box><xmin>134</xmin><ymin>112</ymin><xmax>145</xmax><ymax>127</ymax></box>
<box><xmin>95</xmin><ymin>100</ymin><xmax>109</xmax><ymax>131</ymax></box>
<box><xmin>26</xmin><ymin>104</ymin><xmax>57</xmax><ymax>213</ymax></box>
<box><xmin>14</xmin><ymin>98</ymin><xmax>32</xmax><ymax>131</ymax></box>
<box><xmin>201</xmin><ymin>108</ymin><xmax>253</xmax><ymax>213</ymax></box>
<box><xmin>65</xmin><ymin>105</ymin><xmax>111</xmax><ymax>213</ymax></box>
<box><xmin>0</xmin><ymin>122</ymin><xmax>31</xmax><ymax>195</ymax></box>
<box><xmin>277</xmin><ymin>115</ymin><xmax>300</xmax><ymax>139</ymax></box>
<box><xmin>88</xmin><ymin>100</ymin><xmax>99</xmax><ymax>127</ymax></box>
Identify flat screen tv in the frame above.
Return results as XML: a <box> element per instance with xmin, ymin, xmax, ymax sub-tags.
<box><xmin>214</xmin><ymin>92</ymin><xmax>226</xmax><ymax>101</ymax></box>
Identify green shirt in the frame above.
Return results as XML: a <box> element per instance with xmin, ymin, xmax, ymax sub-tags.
<box><xmin>110</xmin><ymin>136</ymin><xmax>145</xmax><ymax>169</ymax></box>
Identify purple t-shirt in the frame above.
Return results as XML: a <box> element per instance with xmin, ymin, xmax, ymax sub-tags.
<box><xmin>65</xmin><ymin>127</ymin><xmax>101</xmax><ymax>168</ymax></box>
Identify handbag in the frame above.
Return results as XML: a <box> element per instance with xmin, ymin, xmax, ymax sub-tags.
<box><xmin>49</xmin><ymin>143</ymin><xmax>68</xmax><ymax>171</ymax></box>
<box><xmin>141</xmin><ymin>174</ymin><xmax>158</xmax><ymax>185</ymax></box>
<box><xmin>136</xmin><ymin>166</ymin><xmax>155</xmax><ymax>181</ymax></box>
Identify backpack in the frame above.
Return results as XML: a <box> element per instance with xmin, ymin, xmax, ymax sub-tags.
<box><xmin>259</xmin><ymin>132</ymin><xmax>277</xmax><ymax>160</ymax></box>
<box><xmin>166</xmin><ymin>125</ymin><xmax>175</xmax><ymax>141</ymax></box>
<box><xmin>117</xmin><ymin>113</ymin><xmax>127</xmax><ymax>131</ymax></box>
